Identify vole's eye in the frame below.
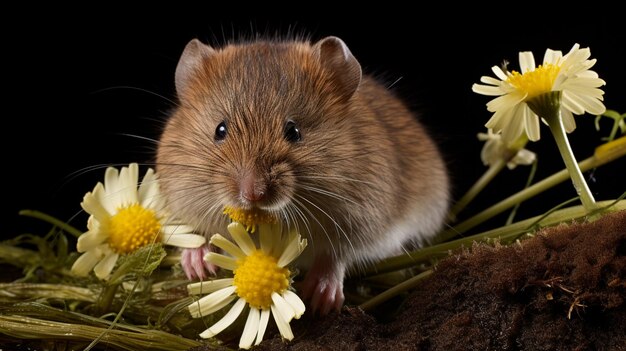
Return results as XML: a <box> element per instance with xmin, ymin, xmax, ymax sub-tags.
<box><xmin>284</xmin><ymin>120</ymin><xmax>301</xmax><ymax>143</ymax></box>
<box><xmin>215</xmin><ymin>121</ymin><xmax>227</xmax><ymax>142</ymax></box>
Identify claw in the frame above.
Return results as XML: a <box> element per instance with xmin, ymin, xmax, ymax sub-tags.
<box><xmin>300</xmin><ymin>255</ymin><xmax>345</xmax><ymax>315</ymax></box>
<box><xmin>181</xmin><ymin>245</ymin><xmax>218</xmax><ymax>280</ymax></box>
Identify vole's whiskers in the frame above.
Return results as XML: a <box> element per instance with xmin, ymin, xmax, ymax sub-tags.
<box><xmin>293</xmin><ymin>193</ymin><xmax>357</xmax><ymax>261</ymax></box>
<box><xmin>91</xmin><ymin>86</ymin><xmax>179</xmax><ymax>107</ymax></box>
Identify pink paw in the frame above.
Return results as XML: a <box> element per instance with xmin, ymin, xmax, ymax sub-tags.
<box><xmin>181</xmin><ymin>245</ymin><xmax>217</xmax><ymax>280</ymax></box>
<box><xmin>300</xmin><ymin>257</ymin><xmax>345</xmax><ymax>315</ymax></box>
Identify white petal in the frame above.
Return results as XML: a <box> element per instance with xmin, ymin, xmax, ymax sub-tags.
<box><xmin>104</xmin><ymin>166</ymin><xmax>120</xmax><ymax>194</ymax></box>
<box><xmin>543</xmin><ymin>48</ymin><xmax>562</xmax><ymax>65</ymax></box>
<box><xmin>282</xmin><ymin>290</ymin><xmax>306</xmax><ymax>319</ymax></box>
<box><xmin>205</xmin><ymin>252</ymin><xmax>238</xmax><ymax>271</ymax></box>
<box><xmin>580</xmin><ymin>95</ymin><xmax>606</xmax><ymax>115</ymax></box>
<box><xmin>275</xmin><ymin>224</ymin><xmax>294</xmax><ymax>255</ymax></box>
<box><xmin>86</xmin><ymin>215</ymin><xmax>99</xmax><ymax>231</ymax></box>
<box><xmin>76</xmin><ymin>230</ymin><xmax>108</xmax><ymax>252</ymax></box>
<box><xmin>258</xmin><ymin>223</ymin><xmax>275</xmax><ymax>255</ymax></box>
<box><xmin>491</xmin><ymin>65</ymin><xmax>508</xmax><ymax>80</ymax></box>
<box><xmin>188</xmin><ymin>278</ymin><xmax>234</xmax><ymax>295</ymax></box>
<box><xmin>560</xmin><ymin>108</ymin><xmax>577</xmax><ymax>133</ymax></box>
<box><xmin>564</xmin><ymin>76</ymin><xmax>606</xmax><ymax>89</ymax></box>
<box><xmin>103</xmin><ymin>166</ymin><xmax>122</xmax><ymax>208</ymax></box>
<box><xmin>561</xmin><ymin>83</ymin><xmax>605</xmax><ymax>99</ymax></box>
<box><xmin>89</xmin><ymin>182</ymin><xmax>117</xmax><ymax>216</ymax></box>
<box><xmin>480</xmin><ymin>138</ymin><xmax>500</xmax><ymax>166</ymax></box>
<box><xmin>71</xmin><ymin>250</ymin><xmax>102</xmax><ymax>277</ymax></box>
<box><xmin>501</xmin><ymin>104</ymin><xmax>525</xmax><ymax>145</ymax></box>
<box><xmin>199</xmin><ymin>298</ymin><xmax>247</xmax><ymax>339</ymax></box>
<box><xmin>255</xmin><ymin>309</ymin><xmax>271</xmax><ymax>345</ymax></box>
<box><xmin>193</xmin><ymin>294</ymin><xmax>237</xmax><ymax>318</ymax></box>
<box><xmin>566</xmin><ymin>44</ymin><xmax>588</xmax><ymax>61</ymax></box>
<box><xmin>278</xmin><ymin>235</ymin><xmax>306</xmax><ymax>267</ymax></box>
<box><xmin>81</xmin><ymin>191</ymin><xmax>111</xmax><ymax>223</ymax></box>
<box><xmin>240</xmin><ymin>307</ymin><xmax>260</xmax><ymax>349</ymax></box>
<box><xmin>480</xmin><ymin>76</ymin><xmax>503</xmax><ymax>86</ymax></box>
<box><xmin>518</xmin><ymin>51</ymin><xmax>536</xmax><ymax>74</ymax></box>
<box><xmin>564</xmin><ymin>91</ymin><xmax>606</xmax><ymax>115</ymax></box>
<box><xmin>552</xmin><ymin>73</ymin><xmax>568</xmax><ymax>91</ymax></box>
<box><xmin>118</xmin><ymin>163</ymin><xmax>139</xmax><ymax>206</ymax></box>
<box><xmin>523</xmin><ymin>107</ymin><xmax>541</xmax><ymax>142</ymax></box>
<box><xmin>512</xmin><ymin>149</ymin><xmax>536</xmax><ymax>167</ymax></box>
<box><xmin>188</xmin><ymin>286</ymin><xmax>237</xmax><ymax>318</ymax></box>
<box><xmin>477</xmin><ymin>130</ymin><xmax>492</xmax><ymax>141</ymax></box>
<box><xmin>485</xmin><ymin>92</ymin><xmax>525</xmax><ymax>113</ymax></box>
<box><xmin>94</xmin><ymin>251</ymin><xmax>119</xmax><ymax>280</ymax></box>
<box><xmin>568</xmin><ymin>43</ymin><xmax>581</xmax><ymax>53</ymax></box>
<box><xmin>489</xmin><ymin>103</ymin><xmax>520</xmax><ymax>133</ymax></box>
<box><xmin>271</xmin><ymin>303</ymin><xmax>294</xmax><ymax>341</ymax></box>
<box><xmin>210</xmin><ymin>234</ymin><xmax>245</xmax><ymax>259</ymax></box>
<box><xmin>162</xmin><ymin>233</ymin><xmax>206</xmax><ymax>248</ymax></box>
<box><xmin>570</xmin><ymin>71</ymin><xmax>606</xmax><ymax>84</ymax></box>
<box><xmin>472</xmin><ymin>83</ymin><xmax>505</xmax><ymax>96</ymax></box>
<box><xmin>227</xmin><ymin>222</ymin><xmax>257</xmax><ymax>255</ymax></box>
<box><xmin>574</xmin><ymin>71</ymin><xmax>602</xmax><ymax>80</ymax></box>
<box><xmin>271</xmin><ymin>292</ymin><xmax>296</xmax><ymax>323</ymax></box>
<box><xmin>561</xmin><ymin>91</ymin><xmax>586</xmax><ymax>115</ymax></box>
<box><xmin>138</xmin><ymin>168</ymin><xmax>159</xmax><ymax>206</ymax></box>
<box><xmin>485</xmin><ymin>111</ymin><xmax>503</xmax><ymax>131</ymax></box>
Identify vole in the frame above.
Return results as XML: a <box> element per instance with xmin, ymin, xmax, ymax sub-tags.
<box><xmin>156</xmin><ymin>36</ymin><xmax>450</xmax><ymax>315</ymax></box>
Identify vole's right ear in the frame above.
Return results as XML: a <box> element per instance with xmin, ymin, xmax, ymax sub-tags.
<box><xmin>313</xmin><ymin>36</ymin><xmax>362</xmax><ymax>101</ymax></box>
<box><xmin>175</xmin><ymin>39</ymin><xmax>216</xmax><ymax>96</ymax></box>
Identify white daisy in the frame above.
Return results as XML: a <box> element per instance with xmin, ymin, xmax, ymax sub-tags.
<box><xmin>472</xmin><ymin>43</ymin><xmax>606</xmax><ymax>145</ymax></box>
<box><xmin>187</xmin><ymin>222</ymin><xmax>307</xmax><ymax>349</ymax></box>
<box><xmin>477</xmin><ymin>129</ymin><xmax>536</xmax><ymax>169</ymax></box>
<box><xmin>71</xmin><ymin>163</ymin><xmax>206</xmax><ymax>280</ymax></box>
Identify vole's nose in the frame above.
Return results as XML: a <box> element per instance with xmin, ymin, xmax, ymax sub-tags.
<box><xmin>239</xmin><ymin>172</ymin><xmax>267</xmax><ymax>203</ymax></box>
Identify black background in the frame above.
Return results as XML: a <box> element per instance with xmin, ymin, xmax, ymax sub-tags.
<box><xmin>3</xmin><ymin>7</ymin><xmax>625</xmax><ymax>240</ymax></box>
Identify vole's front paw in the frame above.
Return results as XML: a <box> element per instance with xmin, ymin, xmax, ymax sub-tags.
<box><xmin>300</xmin><ymin>257</ymin><xmax>345</xmax><ymax>315</ymax></box>
<box><xmin>181</xmin><ymin>245</ymin><xmax>217</xmax><ymax>280</ymax></box>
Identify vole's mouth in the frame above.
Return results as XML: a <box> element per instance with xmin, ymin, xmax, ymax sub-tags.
<box><xmin>235</xmin><ymin>163</ymin><xmax>294</xmax><ymax>213</ymax></box>
<box><xmin>223</xmin><ymin>205</ymin><xmax>279</xmax><ymax>232</ymax></box>
<box><xmin>234</xmin><ymin>184</ymin><xmax>292</xmax><ymax>212</ymax></box>
<box><xmin>234</xmin><ymin>197</ymin><xmax>289</xmax><ymax>213</ymax></box>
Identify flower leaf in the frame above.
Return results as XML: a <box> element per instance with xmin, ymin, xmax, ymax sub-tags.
<box><xmin>108</xmin><ymin>243</ymin><xmax>166</xmax><ymax>285</ymax></box>
<box><xmin>595</xmin><ymin>109</ymin><xmax>626</xmax><ymax>141</ymax></box>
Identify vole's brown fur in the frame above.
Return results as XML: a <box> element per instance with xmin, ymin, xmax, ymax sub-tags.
<box><xmin>157</xmin><ymin>36</ymin><xmax>449</xmax><ymax>314</ymax></box>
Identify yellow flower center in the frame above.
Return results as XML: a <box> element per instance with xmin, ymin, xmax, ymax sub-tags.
<box><xmin>233</xmin><ymin>250</ymin><xmax>290</xmax><ymax>309</ymax></box>
<box><xmin>223</xmin><ymin>206</ymin><xmax>277</xmax><ymax>233</ymax></box>
<box><xmin>507</xmin><ymin>64</ymin><xmax>561</xmax><ymax>100</ymax></box>
<box><xmin>108</xmin><ymin>204</ymin><xmax>162</xmax><ymax>254</ymax></box>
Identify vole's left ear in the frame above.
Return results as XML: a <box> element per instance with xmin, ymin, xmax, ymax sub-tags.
<box><xmin>313</xmin><ymin>36</ymin><xmax>362</xmax><ymax>101</ymax></box>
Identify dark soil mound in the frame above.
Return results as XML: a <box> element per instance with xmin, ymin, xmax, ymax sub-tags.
<box><xmin>248</xmin><ymin>210</ymin><xmax>626</xmax><ymax>351</ymax></box>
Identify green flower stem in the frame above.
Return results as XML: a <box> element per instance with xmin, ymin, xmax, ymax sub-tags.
<box><xmin>438</xmin><ymin>136</ymin><xmax>626</xmax><ymax>241</ymax></box>
<box><xmin>448</xmin><ymin>158</ymin><xmax>507</xmax><ymax>221</ymax></box>
<box><xmin>96</xmin><ymin>283</ymin><xmax>120</xmax><ymax>315</ymax></box>
<box><xmin>0</xmin><ymin>283</ymin><xmax>97</xmax><ymax>302</ymax></box>
<box><xmin>359</xmin><ymin>270</ymin><xmax>433</xmax><ymax>311</ymax></box>
<box><xmin>18</xmin><ymin>209</ymin><xmax>83</xmax><ymax>238</ymax></box>
<box><xmin>528</xmin><ymin>91</ymin><xmax>597</xmax><ymax>211</ymax></box>
<box><xmin>366</xmin><ymin>199</ymin><xmax>626</xmax><ymax>277</ymax></box>
<box><xmin>546</xmin><ymin>114</ymin><xmax>597</xmax><ymax>212</ymax></box>
<box><xmin>0</xmin><ymin>311</ymin><xmax>202</xmax><ymax>350</ymax></box>
<box><xmin>506</xmin><ymin>159</ymin><xmax>538</xmax><ymax>225</ymax></box>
